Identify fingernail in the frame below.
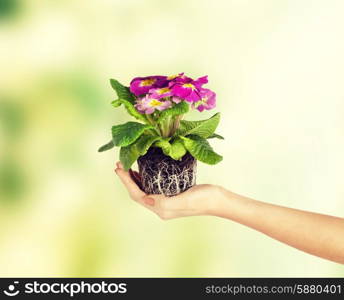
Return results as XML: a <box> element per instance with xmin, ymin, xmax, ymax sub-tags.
<box><xmin>144</xmin><ymin>197</ymin><xmax>155</xmax><ymax>206</ymax></box>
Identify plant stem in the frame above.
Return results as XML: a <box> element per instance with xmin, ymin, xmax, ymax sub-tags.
<box><xmin>161</xmin><ymin>115</ymin><xmax>172</xmax><ymax>137</ymax></box>
<box><xmin>146</xmin><ymin>114</ymin><xmax>154</xmax><ymax>125</ymax></box>
<box><xmin>170</xmin><ymin>114</ymin><xmax>183</xmax><ymax>136</ymax></box>
<box><xmin>146</xmin><ymin>114</ymin><xmax>161</xmax><ymax>136</ymax></box>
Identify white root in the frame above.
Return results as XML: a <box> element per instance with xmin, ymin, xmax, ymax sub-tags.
<box><xmin>138</xmin><ymin>151</ymin><xmax>197</xmax><ymax>196</ymax></box>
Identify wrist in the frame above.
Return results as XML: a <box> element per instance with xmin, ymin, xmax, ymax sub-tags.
<box><xmin>207</xmin><ymin>186</ymin><xmax>245</xmax><ymax>220</ymax></box>
<box><xmin>206</xmin><ymin>185</ymin><xmax>231</xmax><ymax>216</ymax></box>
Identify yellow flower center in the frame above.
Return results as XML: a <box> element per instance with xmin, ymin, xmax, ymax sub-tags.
<box><xmin>150</xmin><ymin>99</ymin><xmax>162</xmax><ymax>107</ymax></box>
<box><xmin>140</xmin><ymin>78</ymin><xmax>156</xmax><ymax>86</ymax></box>
<box><xmin>194</xmin><ymin>97</ymin><xmax>207</xmax><ymax>108</ymax></box>
<box><xmin>157</xmin><ymin>87</ymin><xmax>170</xmax><ymax>94</ymax></box>
<box><xmin>183</xmin><ymin>83</ymin><xmax>195</xmax><ymax>89</ymax></box>
<box><xmin>167</xmin><ymin>74</ymin><xmax>178</xmax><ymax>80</ymax></box>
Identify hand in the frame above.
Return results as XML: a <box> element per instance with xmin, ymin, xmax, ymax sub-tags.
<box><xmin>115</xmin><ymin>163</ymin><xmax>344</xmax><ymax>264</ymax></box>
<box><xmin>115</xmin><ymin>162</ymin><xmax>223</xmax><ymax>220</ymax></box>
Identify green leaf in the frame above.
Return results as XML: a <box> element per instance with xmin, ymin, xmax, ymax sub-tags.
<box><xmin>178</xmin><ymin>112</ymin><xmax>220</xmax><ymax>138</ymax></box>
<box><xmin>120</xmin><ymin>135</ymin><xmax>161</xmax><ymax>170</ymax></box>
<box><xmin>154</xmin><ymin>138</ymin><xmax>171</xmax><ymax>156</ymax></box>
<box><xmin>154</xmin><ymin>137</ymin><xmax>186</xmax><ymax>160</ymax></box>
<box><xmin>207</xmin><ymin>133</ymin><xmax>224</xmax><ymax>140</ymax></box>
<box><xmin>98</xmin><ymin>140</ymin><xmax>114</xmax><ymax>152</ymax></box>
<box><xmin>135</xmin><ymin>135</ymin><xmax>161</xmax><ymax>155</ymax></box>
<box><xmin>169</xmin><ymin>138</ymin><xmax>187</xmax><ymax>160</ymax></box>
<box><xmin>110</xmin><ymin>79</ymin><xmax>135</xmax><ymax>104</ymax></box>
<box><xmin>120</xmin><ymin>145</ymin><xmax>138</xmax><ymax>171</ymax></box>
<box><xmin>112</xmin><ymin>122</ymin><xmax>152</xmax><ymax>147</ymax></box>
<box><xmin>111</xmin><ymin>99</ymin><xmax>148</xmax><ymax>123</ymax></box>
<box><xmin>181</xmin><ymin>135</ymin><xmax>223</xmax><ymax>165</ymax></box>
<box><xmin>157</xmin><ymin>101</ymin><xmax>189</xmax><ymax>123</ymax></box>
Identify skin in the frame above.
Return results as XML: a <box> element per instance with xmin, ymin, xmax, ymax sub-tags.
<box><xmin>115</xmin><ymin>162</ymin><xmax>344</xmax><ymax>264</ymax></box>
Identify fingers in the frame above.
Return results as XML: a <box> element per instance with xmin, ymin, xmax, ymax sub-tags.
<box><xmin>115</xmin><ymin>162</ymin><xmax>159</xmax><ymax>214</ymax></box>
<box><xmin>115</xmin><ymin>162</ymin><xmax>198</xmax><ymax>220</ymax></box>
<box><xmin>129</xmin><ymin>169</ymin><xmax>143</xmax><ymax>190</ymax></box>
<box><xmin>115</xmin><ymin>162</ymin><xmax>145</xmax><ymax>200</ymax></box>
<box><xmin>141</xmin><ymin>194</ymin><xmax>189</xmax><ymax>220</ymax></box>
<box><xmin>142</xmin><ymin>195</ymin><xmax>155</xmax><ymax>206</ymax></box>
<box><xmin>144</xmin><ymin>193</ymin><xmax>189</xmax><ymax>210</ymax></box>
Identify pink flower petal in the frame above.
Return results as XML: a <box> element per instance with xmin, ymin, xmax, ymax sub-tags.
<box><xmin>193</xmin><ymin>75</ymin><xmax>208</xmax><ymax>89</ymax></box>
<box><xmin>172</xmin><ymin>96</ymin><xmax>182</xmax><ymax>103</ymax></box>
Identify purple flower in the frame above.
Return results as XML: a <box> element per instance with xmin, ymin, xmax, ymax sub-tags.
<box><xmin>192</xmin><ymin>88</ymin><xmax>216</xmax><ymax>112</ymax></box>
<box><xmin>167</xmin><ymin>72</ymin><xmax>192</xmax><ymax>84</ymax></box>
<box><xmin>193</xmin><ymin>75</ymin><xmax>208</xmax><ymax>88</ymax></box>
<box><xmin>166</xmin><ymin>73</ymin><xmax>183</xmax><ymax>81</ymax></box>
<box><xmin>130</xmin><ymin>74</ymin><xmax>213</xmax><ymax>111</ymax></box>
<box><xmin>149</xmin><ymin>87</ymin><xmax>173</xmax><ymax>99</ymax></box>
<box><xmin>133</xmin><ymin>96</ymin><xmax>146</xmax><ymax>113</ymax></box>
<box><xmin>169</xmin><ymin>75</ymin><xmax>208</xmax><ymax>102</ymax></box>
<box><xmin>130</xmin><ymin>75</ymin><xmax>167</xmax><ymax>96</ymax></box>
<box><xmin>135</xmin><ymin>94</ymin><xmax>172</xmax><ymax>114</ymax></box>
<box><xmin>171</xmin><ymin>82</ymin><xmax>200</xmax><ymax>102</ymax></box>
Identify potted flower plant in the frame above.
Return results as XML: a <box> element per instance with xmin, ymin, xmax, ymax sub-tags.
<box><xmin>99</xmin><ymin>73</ymin><xmax>224</xmax><ymax>196</ymax></box>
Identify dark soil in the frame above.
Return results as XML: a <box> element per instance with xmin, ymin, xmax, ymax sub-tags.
<box><xmin>137</xmin><ymin>147</ymin><xmax>197</xmax><ymax>196</ymax></box>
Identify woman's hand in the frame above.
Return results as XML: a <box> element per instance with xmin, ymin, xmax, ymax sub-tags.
<box><xmin>115</xmin><ymin>162</ymin><xmax>344</xmax><ymax>263</ymax></box>
<box><xmin>115</xmin><ymin>161</ymin><xmax>222</xmax><ymax>220</ymax></box>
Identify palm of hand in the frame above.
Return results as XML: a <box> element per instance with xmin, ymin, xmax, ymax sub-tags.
<box><xmin>115</xmin><ymin>162</ymin><xmax>218</xmax><ymax>220</ymax></box>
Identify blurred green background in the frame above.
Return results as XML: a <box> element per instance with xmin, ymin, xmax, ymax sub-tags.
<box><xmin>1</xmin><ymin>0</ymin><xmax>344</xmax><ymax>277</ymax></box>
